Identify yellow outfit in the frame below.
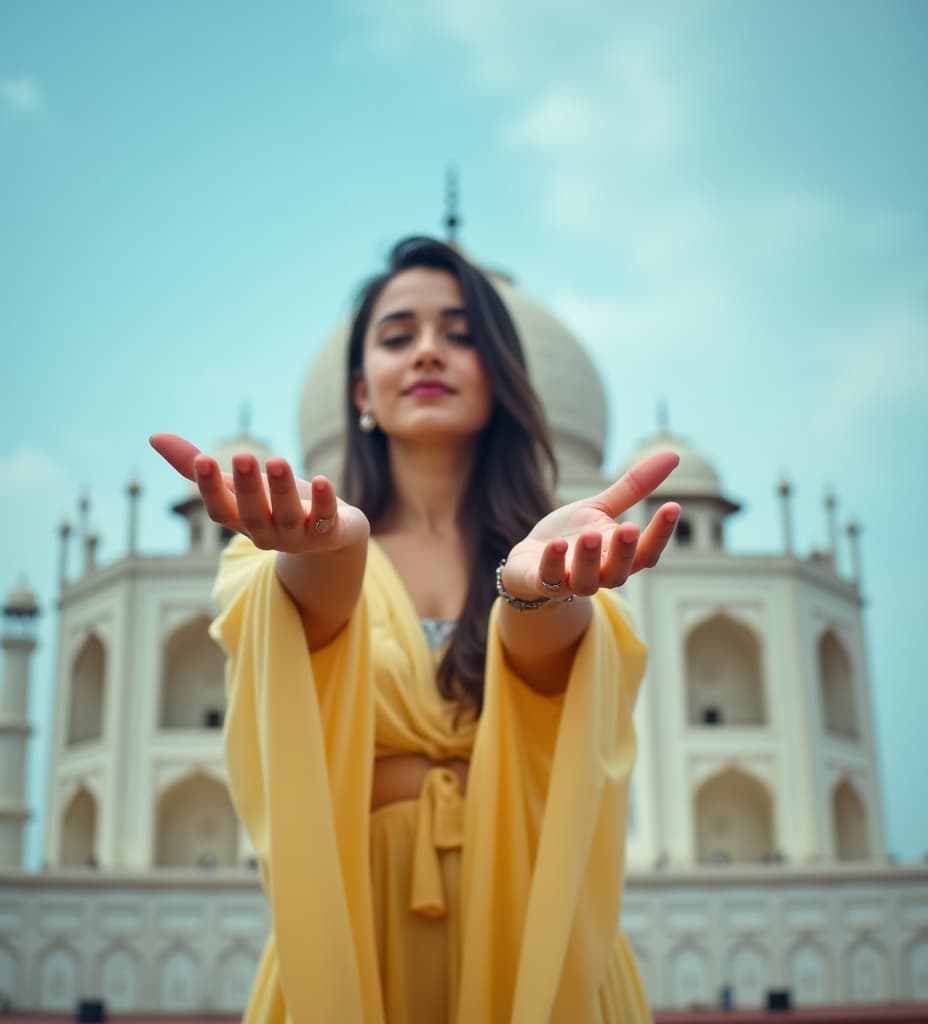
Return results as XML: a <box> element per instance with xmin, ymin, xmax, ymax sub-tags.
<box><xmin>211</xmin><ymin>536</ymin><xmax>652</xmax><ymax>1023</ymax></box>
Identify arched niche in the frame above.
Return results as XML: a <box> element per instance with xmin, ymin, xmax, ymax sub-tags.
<box><xmin>789</xmin><ymin>939</ymin><xmax>829</xmax><ymax>1005</ymax></box>
<box><xmin>668</xmin><ymin>942</ymin><xmax>710</xmax><ymax>1008</ymax></box>
<box><xmin>38</xmin><ymin>943</ymin><xmax>79</xmax><ymax>1010</ymax></box>
<box><xmin>686</xmin><ymin>614</ymin><xmax>765</xmax><ymax>726</ymax></box>
<box><xmin>160</xmin><ymin>615</ymin><xmax>227</xmax><ymax>729</ymax></box>
<box><xmin>67</xmin><ymin>634</ymin><xmax>105</xmax><ymax>744</ymax></box>
<box><xmin>832</xmin><ymin>778</ymin><xmax>869</xmax><ymax>861</ymax></box>
<box><xmin>215</xmin><ymin>944</ymin><xmax>261</xmax><ymax>1011</ymax></box>
<box><xmin>695</xmin><ymin>768</ymin><xmax>774</xmax><ymax>864</ymax></box>
<box><xmin>159</xmin><ymin>943</ymin><xmax>200</xmax><ymax>1012</ymax></box>
<box><xmin>60</xmin><ymin>785</ymin><xmax>97</xmax><ymax>867</ymax></box>
<box><xmin>727</xmin><ymin>942</ymin><xmax>767</xmax><ymax>1008</ymax></box>
<box><xmin>818</xmin><ymin>630</ymin><xmax>858</xmax><ymax>738</ymax></box>
<box><xmin>100</xmin><ymin>943</ymin><xmax>139</xmax><ymax>1011</ymax></box>
<box><xmin>155</xmin><ymin>772</ymin><xmax>239</xmax><ymax>868</ymax></box>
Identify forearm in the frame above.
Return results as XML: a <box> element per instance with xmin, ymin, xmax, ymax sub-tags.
<box><xmin>498</xmin><ymin>595</ymin><xmax>593</xmax><ymax>696</ymax></box>
<box><xmin>276</xmin><ymin>539</ymin><xmax>368</xmax><ymax>651</ymax></box>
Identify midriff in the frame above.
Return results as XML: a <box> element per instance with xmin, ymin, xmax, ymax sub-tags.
<box><xmin>371</xmin><ymin>753</ymin><xmax>469</xmax><ymax>812</ymax></box>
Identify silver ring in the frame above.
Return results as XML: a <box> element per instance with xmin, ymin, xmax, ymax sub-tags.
<box><xmin>314</xmin><ymin>517</ymin><xmax>332</xmax><ymax>534</ymax></box>
<box><xmin>541</xmin><ymin>578</ymin><xmax>563</xmax><ymax>591</ymax></box>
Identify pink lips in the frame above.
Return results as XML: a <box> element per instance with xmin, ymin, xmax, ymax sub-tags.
<box><xmin>403</xmin><ymin>380</ymin><xmax>455</xmax><ymax>396</ymax></box>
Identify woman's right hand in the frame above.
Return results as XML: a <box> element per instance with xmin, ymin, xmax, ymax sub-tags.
<box><xmin>149</xmin><ymin>433</ymin><xmax>370</xmax><ymax>554</ymax></box>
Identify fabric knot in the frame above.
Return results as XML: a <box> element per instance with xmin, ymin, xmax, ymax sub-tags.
<box><xmin>410</xmin><ymin>766</ymin><xmax>465</xmax><ymax>918</ymax></box>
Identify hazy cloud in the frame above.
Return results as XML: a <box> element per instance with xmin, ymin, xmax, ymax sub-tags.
<box><xmin>0</xmin><ymin>448</ymin><xmax>60</xmax><ymax>493</ymax></box>
<box><xmin>0</xmin><ymin>76</ymin><xmax>43</xmax><ymax>114</ymax></box>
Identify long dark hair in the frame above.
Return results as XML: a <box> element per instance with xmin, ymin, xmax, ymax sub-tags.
<box><xmin>343</xmin><ymin>237</ymin><xmax>556</xmax><ymax>719</ymax></box>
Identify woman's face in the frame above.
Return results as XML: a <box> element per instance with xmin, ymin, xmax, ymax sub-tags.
<box><xmin>354</xmin><ymin>267</ymin><xmax>494</xmax><ymax>445</ymax></box>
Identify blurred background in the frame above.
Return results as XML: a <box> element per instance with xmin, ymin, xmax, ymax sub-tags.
<box><xmin>3</xmin><ymin>0</ymin><xmax>926</xmax><ymax>873</ymax></box>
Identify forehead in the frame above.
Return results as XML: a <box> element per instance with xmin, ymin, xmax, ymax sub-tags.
<box><xmin>369</xmin><ymin>267</ymin><xmax>466</xmax><ymax>323</ymax></box>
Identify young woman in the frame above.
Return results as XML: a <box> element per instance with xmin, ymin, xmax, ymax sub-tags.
<box><xmin>151</xmin><ymin>236</ymin><xmax>680</xmax><ymax>1023</ymax></box>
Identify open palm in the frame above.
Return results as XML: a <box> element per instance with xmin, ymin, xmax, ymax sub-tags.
<box><xmin>149</xmin><ymin>433</ymin><xmax>370</xmax><ymax>554</ymax></box>
<box><xmin>502</xmin><ymin>451</ymin><xmax>681</xmax><ymax>601</ymax></box>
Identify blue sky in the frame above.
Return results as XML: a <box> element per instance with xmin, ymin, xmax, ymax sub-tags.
<box><xmin>3</xmin><ymin>1</ymin><xmax>926</xmax><ymax>867</ymax></box>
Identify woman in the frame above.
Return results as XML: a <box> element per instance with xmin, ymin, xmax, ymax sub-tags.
<box><xmin>151</xmin><ymin>236</ymin><xmax>680</xmax><ymax>1023</ymax></box>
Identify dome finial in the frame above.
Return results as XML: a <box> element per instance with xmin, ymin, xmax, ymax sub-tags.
<box><xmin>657</xmin><ymin>399</ymin><xmax>670</xmax><ymax>433</ymax></box>
<box><xmin>444</xmin><ymin>166</ymin><xmax>461</xmax><ymax>244</ymax></box>
<box><xmin>239</xmin><ymin>402</ymin><xmax>251</xmax><ymax>436</ymax></box>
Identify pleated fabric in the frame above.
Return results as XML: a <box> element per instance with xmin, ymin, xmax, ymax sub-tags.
<box><xmin>211</xmin><ymin>535</ymin><xmax>652</xmax><ymax>1023</ymax></box>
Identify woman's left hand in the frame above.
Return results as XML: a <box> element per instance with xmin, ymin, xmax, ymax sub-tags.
<box><xmin>501</xmin><ymin>451</ymin><xmax>681</xmax><ymax>603</ymax></box>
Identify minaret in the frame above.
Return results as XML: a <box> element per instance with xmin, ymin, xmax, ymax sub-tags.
<box><xmin>444</xmin><ymin>166</ymin><xmax>461</xmax><ymax>245</ymax></box>
<box><xmin>777</xmin><ymin>479</ymin><xmax>795</xmax><ymax>556</ymax></box>
<box><xmin>0</xmin><ymin>581</ymin><xmax>40</xmax><ymax>870</ymax></box>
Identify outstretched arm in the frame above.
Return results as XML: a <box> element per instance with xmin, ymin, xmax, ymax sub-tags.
<box><xmin>150</xmin><ymin>433</ymin><xmax>370</xmax><ymax>650</ymax></box>
<box><xmin>497</xmin><ymin>451</ymin><xmax>680</xmax><ymax>695</ymax></box>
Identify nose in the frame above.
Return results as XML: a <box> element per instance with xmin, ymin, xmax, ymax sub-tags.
<box><xmin>413</xmin><ymin>327</ymin><xmax>446</xmax><ymax>367</ymax></box>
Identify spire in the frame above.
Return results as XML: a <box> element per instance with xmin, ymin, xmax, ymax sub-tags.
<box><xmin>444</xmin><ymin>166</ymin><xmax>461</xmax><ymax>244</ymax></box>
<box><xmin>239</xmin><ymin>402</ymin><xmax>252</xmax><ymax>436</ymax></box>
<box><xmin>657</xmin><ymin>399</ymin><xmax>670</xmax><ymax>433</ymax></box>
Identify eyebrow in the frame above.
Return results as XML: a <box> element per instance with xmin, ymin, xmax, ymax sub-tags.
<box><xmin>375</xmin><ymin>306</ymin><xmax>470</xmax><ymax>326</ymax></box>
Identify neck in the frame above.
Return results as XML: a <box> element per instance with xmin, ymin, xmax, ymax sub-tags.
<box><xmin>378</xmin><ymin>437</ymin><xmax>478</xmax><ymax>534</ymax></box>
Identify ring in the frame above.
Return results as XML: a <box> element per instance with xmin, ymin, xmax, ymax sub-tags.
<box><xmin>314</xmin><ymin>517</ymin><xmax>332</xmax><ymax>534</ymax></box>
<box><xmin>541</xmin><ymin>578</ymin><xmax>563</xmax><ymax>591</ymax></box>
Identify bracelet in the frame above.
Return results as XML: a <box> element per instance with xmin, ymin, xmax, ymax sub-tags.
<box><xmin>495</xmin><ymin>558</ymin><xmax>574</xmax><ymax>612</ymax></box>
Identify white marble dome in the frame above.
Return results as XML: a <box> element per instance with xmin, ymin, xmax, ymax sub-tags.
<box><xmin>298</xmin><ymin>262</ymin><xmax>609</xmax><ymax>490</ymax></box>
<box><xmin>624</xmin><ymin>428</ymin><xmax>726</xmax><ymax>499</ymax></box>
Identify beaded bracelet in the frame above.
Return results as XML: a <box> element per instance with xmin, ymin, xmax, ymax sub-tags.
<box><xmin>495</xmin><ymin>558</ymin><xmax>574</xmax><ymax>611</ymax></box>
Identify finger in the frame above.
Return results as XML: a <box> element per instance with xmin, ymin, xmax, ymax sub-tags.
<box><xmin>193</xmin><ymin>455</ymin><xmax>240</xmax><ymax>529</ymax></box>
<box><xmin>600</xmin><ymin>522</ymin><xmax>640</xmax><ymax>589</ymax></box>
<box><xmin>567</xmin><ymin>531</ymin><xmax>604</xmax><ymax>596</ymax></box>
<box><xmin>632</xmin><ymin>502</ymin><xmax>681</xmax><ymax>573</ymax></box>
<box><xmin>537</xmin><ymin>539</ymin><xmax>568</xmax><ymax>595</ymax></box>
<box><xmin>232</xmin><ymin>454</ymin><xmax>273</xmax><ymax>542</ymax></box>
<box><xmin>266</xmin><ymin>458</ymin><xmax>309</xmax><ymax>538</ymax></box>
<box><xmin>150</xmin><ymin>433</ymin><xmax>202</xmax><ymax>482</ymax></box>
<box><xmin>592</xmin><ymin>451</ymin><xmax>680</xmax><ymax>520</ymax></box>
<box><xmin>152</xmin><ymin>433</ymin><xmax>235</xmax><ymax>490</ymax></box>
<box><xmin>308</xmin><ymin>476</ymin><xmax>338</xmax><ymax>535</ymax></box>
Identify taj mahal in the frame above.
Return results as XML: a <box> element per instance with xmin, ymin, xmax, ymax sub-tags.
<box><xmin>1</xmin><ymin>249</ymin><xmax>927</xmax><ymax>1016</ymax></box>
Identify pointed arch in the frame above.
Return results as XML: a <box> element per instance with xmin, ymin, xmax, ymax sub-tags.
<box><xmin>160</xmin><ymin>614</ymin><xmax>227</xmax><ymax>729</ymax></box>
<box><xmin>685</xmin><ymin>614</ymin><xmax>765</xmax><ymax>726</ymax></box>
<box><xmin>695</xmin><ymin>767</ymin><xmax>775</xmax><ymax>863</ymax></box>
<box><xmin>60</xmin><ymin>785</ymin><xmax>97</xmax><ymax>867</ymax></box>
<box><xmin>832</xmin><ymin>777</ymin><xmax>869</xmax><ymax>861</ymax></box>
<box><xmin>819</xmin><ymin>630</ymin><xmax>858</xmax><ymax>737</ymax></box>
<box><xmin>155</xmin><ymin>771</ymin><xmax>239</xmax><ymax>868</ymax></box>
<box><xmin>67</xmin><ymin>633</ymin><xmax>105</xmax><ymax>744</ymax></box>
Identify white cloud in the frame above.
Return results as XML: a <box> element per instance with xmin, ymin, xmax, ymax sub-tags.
<box><xmin>0</xmin><ymin>76</ymin><xmax>43</xmax><ymax>114</ymax></box>
<box><xmin>0</xmin><ymin>448</ymin><xmax>60</xmax><ymax>493</ymax></box>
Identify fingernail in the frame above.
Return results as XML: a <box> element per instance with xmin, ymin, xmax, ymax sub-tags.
<box><xmin>666</xmin><ymin>508</ymin><xmax>680</xmax><ymax>524</ymax></box>
<box><xmin>267</xmin><ymin>463</ymin><xmax>285</xmax><ymax>479</ymax></box>
<box><xmin>234</xmin><ymin>458</ymin><xmax>253</xmax><ymax>475</ymax></box>
<box><xmin>584</xmin><ymin>537</ymin><xmax>600</xmax><ymax>552</ymax></box>
<box><xmin>195</xmin><ymin>462</ymin><xmax>212</xmax><ymax>478</ymax></box>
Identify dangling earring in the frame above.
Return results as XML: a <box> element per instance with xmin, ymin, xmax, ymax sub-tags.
<box><xmin>359</xmin><ymin>410</ymin><xmax>377</xmax><ymax>433</ymax></box>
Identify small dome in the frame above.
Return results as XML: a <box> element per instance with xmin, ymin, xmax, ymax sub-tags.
<box><xmin>623</xmin><ymin>429</ymin><xmax>723</xmax><ymax>499</ymax></box>
<box><xmin>3</xmin><ymin>582</ymin><xmax>39</xmax><ymax>618</ymax></box>
<box><xmin>299</xmin><ymin>257</ymin><xmax>608</xmax><ymax>485</ymax></box>
<box><xmin>207</xmin><ymin>430</ymin><xmax>273</xmax><ymax>474</ymax></box>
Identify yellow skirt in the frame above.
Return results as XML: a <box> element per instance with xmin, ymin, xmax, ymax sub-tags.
<box><xmin>370</xmin><ymin>798</ymin><xmax>652</xmax><ymax>1024</ymax></box>
<box><xmin>244</xmin><ymin>797</ymin><xmax>652</xmax><ymax>1023</ymax></box>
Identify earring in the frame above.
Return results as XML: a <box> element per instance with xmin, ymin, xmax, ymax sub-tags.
<box><xmin>359</xmin><ymin>410</ymin><xmax>377</xmax><ymax>433</ymax></box>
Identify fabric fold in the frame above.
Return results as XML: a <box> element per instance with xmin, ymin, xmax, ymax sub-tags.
<box><xmin>411</xmin><ymin>767</ymin><xmax>465</xmax><ymax>918</ymax></box>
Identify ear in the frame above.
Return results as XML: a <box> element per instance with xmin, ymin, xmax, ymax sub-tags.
<box><xmin>352</xmin><ymin>375</ymin><xmax>369</xmax><ymax>414</ymax></box>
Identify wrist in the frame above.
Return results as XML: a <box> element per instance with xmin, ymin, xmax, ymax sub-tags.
<box><xmin>496</xmin><ymin>558</ymin><xmax>574</xmax><ymax>612</ymax></box>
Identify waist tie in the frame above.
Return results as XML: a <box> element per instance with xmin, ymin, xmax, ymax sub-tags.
<box><xmin>410</xmin><ymin>766</ymin><xmax>465</xmax><ymax>918</ymax></box>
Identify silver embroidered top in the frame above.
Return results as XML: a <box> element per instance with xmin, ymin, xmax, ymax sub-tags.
<box><xmin>420</xmin><ymin>617</ymin><xmax>457</xmax><ymax>651</ymax></box>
